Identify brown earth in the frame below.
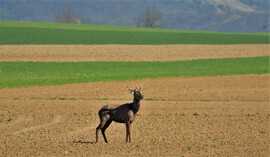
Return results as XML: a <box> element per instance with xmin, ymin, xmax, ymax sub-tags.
<box><xmin>0</xmin><ymin>75</ymin><xmax>269</xmax><ymax>156</ymax></box>
<box><xmin>0</xmin><ymin>44</ymin><xmax>269</xmax><ymax>62</ymax></box>
<box><xmin>1</xmin><ymin>44</ymin><xmax>269</xmax><ymax>156</ymax></box>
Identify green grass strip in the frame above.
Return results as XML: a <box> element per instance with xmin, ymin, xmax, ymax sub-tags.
<box><xmin>0</xmin><ymin>56</ymin><xmax>269</xmax><ymax>88</ymax></box>
<box><xmin>2</xmin><ymin>20</ymin><xmax>269</xmax><ymax>34</ymax></box>
<box><xmin>0</xmin><ymin>21</ymin><xmax>269</xmax><ymax>44</ymax></box>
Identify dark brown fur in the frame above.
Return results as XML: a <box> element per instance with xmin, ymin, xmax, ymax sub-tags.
<box><xmin>96</xmin><ymin>86</ymin><xmax>143</xmax><ymax>143</ymax></box>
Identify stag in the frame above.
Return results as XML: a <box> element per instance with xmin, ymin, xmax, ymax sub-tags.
<box><xmin>96</xmin><ymin>85</ymin><xmax>144</xmax><ymax>143</ymax></box>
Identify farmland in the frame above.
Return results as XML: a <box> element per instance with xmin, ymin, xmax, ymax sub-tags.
<box><xmin>0</xmin><ymin>56</ymin><xmax>269</xmax><ymax>88</ymax></box>
<box><xmin>0</xmin><ymin>75</ymin><xmax>269</xmax><ymax>156</ymax></box>
<box><xmin>0</xmin><ymin>21</ymin><xmax>269</xmax><ymax>45</ymax></box>
<box><xmin>0</xmin><ymin>21</ymin><xmax>269</xmax><ymax>156</ymax></box>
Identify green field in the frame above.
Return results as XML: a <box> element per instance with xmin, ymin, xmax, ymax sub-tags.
<box><xmin>0</xmin><ymin>21</ymin><xmax>269</xmax><ymax>44</ymax></box>
<box><xmin>0</xmin><ymin>21</ymin><xmax>269</xmax><ymax>88</ymax></box>
<box><xmin>0</xmin><ymin>56</ymin><xmax>269</xmax><ymax>88</ymax></box>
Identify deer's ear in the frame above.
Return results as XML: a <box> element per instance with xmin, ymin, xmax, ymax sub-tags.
<box><xmin>129</xmin><ymin>90</ymin><xmax>134</xmax><ymax>95</ymax></box>
<box><xmin>127</xmin><ymin>86</ymin><xmax>134</xmax><ymax>94</ymax></box>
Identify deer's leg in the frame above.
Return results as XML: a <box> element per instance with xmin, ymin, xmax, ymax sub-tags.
<box><xmin>101</xmin><ymin>119</ymin><xmax>112</xmax><ymax>143</ymax></box>
<box><xmin>96</xmin><ymin>114</ymin><xmax>110</xmax><ymax>143</ymax></box>
<box><xmin>125</xmin><ymin>122</ymin><xmax>131</xmax><ymax>143</ymax></box>
<box><xmin>96</xmin><ymin>121</ymin><xmax>105</xmax><ymax>143</ymax></box>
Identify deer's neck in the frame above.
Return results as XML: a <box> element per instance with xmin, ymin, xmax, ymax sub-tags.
<box><xmin>131</xmin><ymin>98</ymin><xmax>141</xmax><ymax>114</ymax></box>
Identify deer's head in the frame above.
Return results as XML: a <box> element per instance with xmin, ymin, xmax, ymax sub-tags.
<box><xmin>127</xmin><ymin>85</ymin><xmax>144</xmax><ymax>101</ymax></box>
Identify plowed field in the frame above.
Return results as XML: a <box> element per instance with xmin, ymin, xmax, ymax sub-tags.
<box><xmin>0</xmin><ymin>44</ymin><xmax>269</xmax><ymax>61</ymax></box>
<box><xmin>0</xmin><ymin>75</ymin><xmax>269</xmax><ymax>156</ymax></box>
<box><xmin>0</xmin><ymin>44</ymin><xmax>269</xmax><ymax>156</ymax></box>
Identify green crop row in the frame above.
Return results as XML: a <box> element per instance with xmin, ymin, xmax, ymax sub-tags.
<box><xmin>0</xmin><ymin>21</ymin><xmax>269</xmax><ymax>44</ymax></box>
<box><xmin>0</xmin><ymin>56</ymin><xmax>269</xmax><ymax>88</ymax></box>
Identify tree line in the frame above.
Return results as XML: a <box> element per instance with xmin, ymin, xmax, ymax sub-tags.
<box><xmin>54</xmin><ymin>4</ymin><xmax>163</xmax><ymax>28</ymax></box>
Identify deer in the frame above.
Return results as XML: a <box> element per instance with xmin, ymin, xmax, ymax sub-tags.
<box><xmin>95</xmin><ymin>85</ymin><xmax>144</xmax><ymax>143</ymax></box>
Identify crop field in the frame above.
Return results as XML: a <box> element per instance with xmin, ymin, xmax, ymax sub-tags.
<box><xmin>0</xmin><ymin>56</ymin><xmax>269</xmax><ymax>88</ymax></box>
<box><xmin>0</xmin><ymin>21</ymin><xmax>269</xmax><ymax>44</ymax></box>
<box><xmin>0</xmin><ymin>21</ymin><xmax>269</xmax><ymax>156</ymax></box>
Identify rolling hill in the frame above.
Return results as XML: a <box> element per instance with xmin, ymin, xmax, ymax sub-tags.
<box><xmin>0</xmin><ymin>0</ymin><xmax>269</xmax><ymax>32</ymax></box>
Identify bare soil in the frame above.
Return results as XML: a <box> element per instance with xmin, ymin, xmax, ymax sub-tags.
<box><xmin>0</xmin><ymin>44</ymin><xmax>269</xmax><ymax>62</ymax></box>
<box><xmin>0</xmin><ymin>75</ymin><xmax>269</xmax><ymax>156</ymax></box>
<box><xmin>1</xmin><ymin>44</ymin><xmax>269</xmax><ymax>156</ymax></box>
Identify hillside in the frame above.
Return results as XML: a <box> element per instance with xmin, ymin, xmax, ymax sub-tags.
<box><xmin>0</xmin><ymin>0</ymin><xmax>269</xmax><ymax>32</ymax></box>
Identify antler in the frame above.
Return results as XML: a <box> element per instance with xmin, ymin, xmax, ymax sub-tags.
<box><xmin>127</xmin><ymin>85</ymin><xmax>143</xmax><ymax>91</ymax></box>
<box><xmin>139</xmin><ymin>84</ymin><xmax>143</xmax><ymax>91</ymax></box>
<box><xmin>127</xmin><ymin>86</ymin><xmax>132</xmax><ymax>91</ymax></box>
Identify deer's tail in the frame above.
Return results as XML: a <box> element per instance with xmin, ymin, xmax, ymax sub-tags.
<box><xmin>98</xmin><ymin>108</ymin><xmax>110</xmax><ymax>117</ymax></box>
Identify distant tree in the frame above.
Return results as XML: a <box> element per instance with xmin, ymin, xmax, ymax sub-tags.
<box><xmin>54</xmin><ymin>4</ymin><xmax>80</xmax><ymax>24</ymax></box>
<box><xmin>138</xmin><ymin>5</ymin><xmax>163</xmax><ymax>28</ymax></box>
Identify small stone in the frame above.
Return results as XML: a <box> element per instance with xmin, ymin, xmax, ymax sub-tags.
<box><xmin>193</xmin><ymin>112</ymin><xmax>199</xmax><ymax>116</ymax></box>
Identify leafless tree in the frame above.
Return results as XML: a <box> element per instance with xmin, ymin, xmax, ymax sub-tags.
<box><xmin>54</xmin><ymin>4</ymin><xmax>80</xmax><ymax>24</ymax></box>
<box><xmin>138</xmin><ymin>5</ymin><xmax>163</xmax><ymax>28</ymax></box>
